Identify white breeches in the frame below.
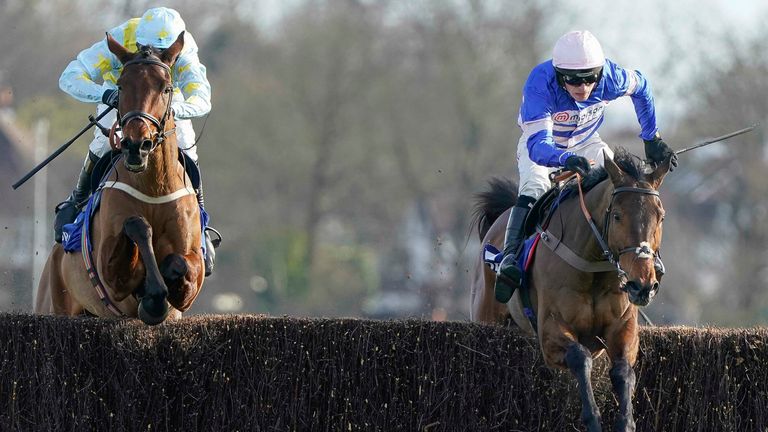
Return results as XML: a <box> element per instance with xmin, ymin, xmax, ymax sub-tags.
<box><xmin>516</xmin><ymin>133</ymin><xmax>614</xmax><ymax>199</ymax></box>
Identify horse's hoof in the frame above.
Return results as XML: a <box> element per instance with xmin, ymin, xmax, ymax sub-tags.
<box><xmin>138</xmin><ymin>297</ymin><xmax>170</xmax><ymax>326</ymax></box>
<box><xmin>584</xmin><ymin>416</ymin><xmax>602</xmax><ymax>432</ymax></box>
<box><xmin>614</xmin><ymin>418</ymin><xmax>636</xmax><ymax>432</ymax></box>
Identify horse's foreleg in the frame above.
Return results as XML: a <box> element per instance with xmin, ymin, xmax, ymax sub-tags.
<box><xmin>565</xmin><ymin>343</ymin><xmax>602</xmax><ymax>432</ymax></box>
<box><xmin>123</xmin><ymin>216</ymin><xmax>169</xmax><ymax>325</ymax></box>
<box><xmin>610</xmin><ymin>358</ymin><xmax>636</xmax><ymax>432</ymax></box>
<box><xmin>605</xmin><ymin>311</ymin><xmax>639</xmax><ymax>432</ymax></box>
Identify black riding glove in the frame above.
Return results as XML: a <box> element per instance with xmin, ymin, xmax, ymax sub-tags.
<box><xmin>564</xmin><ymin>155</ymin><xmax>591</xmax><ymax>177</ymax></box>
<box><xmin>644</xmin><ymin>135</ymin><xmax>678</xmax><ymax>171</ymax></box>
<box><xmin>101</xmin><ymin>89</ymin><xmax>119</xmax><ymax>108</ymax></box>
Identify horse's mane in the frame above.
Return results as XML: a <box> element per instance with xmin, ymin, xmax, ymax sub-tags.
<box><xmin>564</xmin><ymin>147</ymin><xmax>646</xmax><ymax>195</ymax></box>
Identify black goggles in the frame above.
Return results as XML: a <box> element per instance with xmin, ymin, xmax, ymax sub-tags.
<box><xmin>556</xmin><ymin>67</ymin><xmax>602</xmax><ymax>86</ymax></box>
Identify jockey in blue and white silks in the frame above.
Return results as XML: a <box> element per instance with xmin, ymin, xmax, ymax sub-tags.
<box><xmin>494</xmin><ymin>30</ymin><xmax>677</xmax><ymax>303</ymax></box>
<box><xmin>517</xmin><ymin>59</ymin><xmax>657</xmax><ymax>193</ymax></box>
<box><xmin>54</xmin><ymin>7</ymin><xmax>219</xmax><ymax>276</ymax></box>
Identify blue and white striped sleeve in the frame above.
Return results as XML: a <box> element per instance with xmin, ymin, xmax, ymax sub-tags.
<box><xmin>520</xmin><ymin>87</ymin><xmax>572</xmax><ymax>167</ymax></box>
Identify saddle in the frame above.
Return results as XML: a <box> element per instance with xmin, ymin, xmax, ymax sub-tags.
<box><xmin>523</xmin><ymin>181</ymin><xmax>570</xmax><ymax>238</ymax></box>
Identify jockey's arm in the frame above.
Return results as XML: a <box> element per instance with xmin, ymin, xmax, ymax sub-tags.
<box><xmin>59</xmin><ymin>22</ymin><xmax>133</xmax><ymax>103</ymax></box>
<box><xmin>520</xmin><ymin>86</ymin><xmax>574</xmax><ymax>168</ymax></box>
<box><xmin>170</xmin><ymin>36</ymin><xmax>211</xmax><ymax>120</ymax></box>
<box><xmin>59</xmin><ymin>39</ymin><xmax>118</xmax><ymax>103</ymax></box>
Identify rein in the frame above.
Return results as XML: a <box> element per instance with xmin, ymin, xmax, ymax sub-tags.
<box><xmin>575</xmin><ymin>174</ymin><xmax>660</xmax><ymax>281</ymax></box>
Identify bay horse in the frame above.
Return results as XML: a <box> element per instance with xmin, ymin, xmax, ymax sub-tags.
<box><xmin>35</xmin><ymin>32</ymin><xmax>205</xmax><ymax>325</ymax></box>
<box><xmin>470</xmin><ymin>150</ymin><xmax>672</xmax><ymax>431</ymax></box>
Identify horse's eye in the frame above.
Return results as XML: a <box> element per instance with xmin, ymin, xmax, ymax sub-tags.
<box><xmin>613</xmin><ymin>213</ymin><xmax>621</xmax><ymax>221</ymax></box>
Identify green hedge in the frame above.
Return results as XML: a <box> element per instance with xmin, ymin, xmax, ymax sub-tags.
<box><xmin>1</xmin><ymin>314</ymin><xmax>766</xmax><ymax>431</ymax></box>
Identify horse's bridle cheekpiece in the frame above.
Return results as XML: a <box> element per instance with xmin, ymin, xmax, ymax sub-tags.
<box><xmin>577</xmin><ymin>178</ymin><xmax>660</xmax><ymax>281</ymax></box>
<box><xmin>118</xmin><ymin>50</ymin><xmax>176</xmax><ymax>153</ymax></box>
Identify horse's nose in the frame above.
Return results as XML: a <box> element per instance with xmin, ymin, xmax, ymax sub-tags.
<box><xmin>625</xmin><ymin>280</ymin><xmax>658</xmax><ymax>306</ymax></box>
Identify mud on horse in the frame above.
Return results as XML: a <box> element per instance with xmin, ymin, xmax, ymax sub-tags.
<box><xmin>35</xmin><ymin>32</ymin><xmax>205</xmax><ymax>325</ymax></box>
<box><xmin>470</xmin><ymin>149</ymin><xmax>673</xmax><ymax>431</ymax></box>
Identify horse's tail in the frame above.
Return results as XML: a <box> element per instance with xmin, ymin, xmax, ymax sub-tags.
<box><xmin>471</xmin><ymin>177</ymin><xmax>518</xmax><ymax>240</ymax></box>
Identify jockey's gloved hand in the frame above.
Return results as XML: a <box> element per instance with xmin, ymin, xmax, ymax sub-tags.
<box><xmin>564</xmin><ymin>155</ymin><xmax>591</xmax><ymax>177</ymax></box>
<box><xmin>101</xmin><ymin>89</ymin><xmax>119</xmax><ymax>109</ymax></box>
<box><xmin>644</xmin><ymin>135</ymin><xmax>678</xmax><ymax>171</ymax></box>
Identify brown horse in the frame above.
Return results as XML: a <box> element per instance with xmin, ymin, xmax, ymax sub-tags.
<box><xmin>470</xmin><ymin>150</ymin><xmax>672</xmax><ymax>431</ymax></box>
<box><xmin>35</xmin><ymin>32</ymin><xmax>205</xmax><ymax>325</ymax></box>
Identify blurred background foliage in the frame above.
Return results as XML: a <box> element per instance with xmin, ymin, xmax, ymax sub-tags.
<box><xmin>1</xmin><ymin>0</ymin><xmax>768</xmax><ymax>325</ymax></box>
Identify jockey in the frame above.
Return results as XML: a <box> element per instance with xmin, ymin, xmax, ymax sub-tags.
<box><xmin>495</xmin><ymin>30</ymin><xmax>677</xmax><ymax>302</ymax></box>
<box><xmin>55</xmin><ymin>7</ymin><xmax>220</xmax><ymax>276</ymax></box>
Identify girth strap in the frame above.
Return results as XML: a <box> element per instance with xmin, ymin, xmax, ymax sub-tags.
<box><xmin>80</xmin><ymin>192</ymin><xmax>126</xmax><ymax>317</ymax></box>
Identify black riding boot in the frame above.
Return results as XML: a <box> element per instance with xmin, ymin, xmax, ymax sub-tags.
<box><xmin>53</xmin><ymin>151</ymin><xmax>98</xmax><ymax>243</ymax></box>
<box><xmin>494</xmin><ymin>195</ymin><xmax>535</xmax><ymax>303</ymax></box>
<box><xmin>195</xmin><ymin>182</ymin><xmax>221</xmax><ymax>277</ymax></box>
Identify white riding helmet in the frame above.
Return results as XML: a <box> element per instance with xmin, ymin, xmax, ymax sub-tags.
<box><xmin>552</xmin><ymin>30</ymin><xmax>605</xmax><ymax>70</ymax></box>
<box><xmin>135</xmin><ymin>7</ymin><xmax>186</xmax><ymax>49</ymax></box>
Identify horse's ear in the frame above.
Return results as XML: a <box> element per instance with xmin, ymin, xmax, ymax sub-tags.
<box><xmin>603</xmin><ymin>150</ymin><xmax>625</xmax><ymax>184</ymax></box>
<box><xmin>106</xmin><ymin>33</ymin><xmax>132</xmax><ymax>64</ymax></box>
<box><xmin>647</xmin><ymin>153</ymin><xmax>672</xmax><ymax>189</ymax></box>
<box><xmin>160</xmin><ymin>31</ymin><xmax>185</xmax><ymax>67</ymax></box>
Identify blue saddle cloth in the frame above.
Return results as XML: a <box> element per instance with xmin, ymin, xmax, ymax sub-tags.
<box><xmin>62</xmin><ymin>190</ymin><xmax>210</xmax><ymax>256</ymax></box>
<box><xmin>483</xmin><ymin>185</ymin><xmax>574</xmax><ymax>277</ymax></box>
<box><xmin>482</xmin><ymin>186</ymin><xmax>579</xmax><ymax>321</ymax></box>
<box><xmin>483</xmin><ymin>234</ymin><xmax>539</xmax><ymax>317</ymax></box>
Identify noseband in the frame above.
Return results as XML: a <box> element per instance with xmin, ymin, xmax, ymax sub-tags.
<box><xmin>577</xmin><ymin>179</ymin><xmax>660</xmax><ymax>280</ymax></box>
<box><xmin>118</xmin><ymin>53</ymin><xmax>176</xmax><ymax>152</ymax></box>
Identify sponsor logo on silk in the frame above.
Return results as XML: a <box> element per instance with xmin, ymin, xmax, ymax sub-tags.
<box><xmin>553</xmin><ymin>103</ymin><xmax>606</xmax><ymax>126</ymax></box>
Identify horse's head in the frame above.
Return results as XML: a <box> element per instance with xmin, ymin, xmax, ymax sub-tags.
<box><xmin>603</xmin><ymin>150</ymin><xmax>673</xmax><ymax>306</ymax></box>
<box><xmin>106</xmin><ymin>32</ymin><xmax>184</xmax><ymax>172</ymax></box>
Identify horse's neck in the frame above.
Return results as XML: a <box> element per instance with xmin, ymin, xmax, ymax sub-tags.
<box><xmin>556</xmin><ymin>180</ymin><xmax>613</xmax><ymax>261</ymax></box>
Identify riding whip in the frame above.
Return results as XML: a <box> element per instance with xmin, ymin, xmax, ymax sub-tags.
<box><xmin>12</xmin><ymin>107</ymin><xmax>114</xmax><ymax>190</ymax></box>
<box><xmin>675</xmin><ymin>123</ymin><xmax>759</xmax><ymax>155</ymax></box>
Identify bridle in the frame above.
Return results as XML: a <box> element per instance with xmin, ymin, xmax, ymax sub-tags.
<box><xmin>576</xmin><ymin>176</ymin><xmax>660</xmax><ymax>281</ymax></box>
<box><xmin>117</xmin><ymin>52</ymin><xmax>176</xmax><ymax>153</ymax></box>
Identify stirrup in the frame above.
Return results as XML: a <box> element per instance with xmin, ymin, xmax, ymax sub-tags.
<box><xmin>204</xmin><ymin>226</ymin><xmax>222</xmax><ymax>248</ymax></box>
